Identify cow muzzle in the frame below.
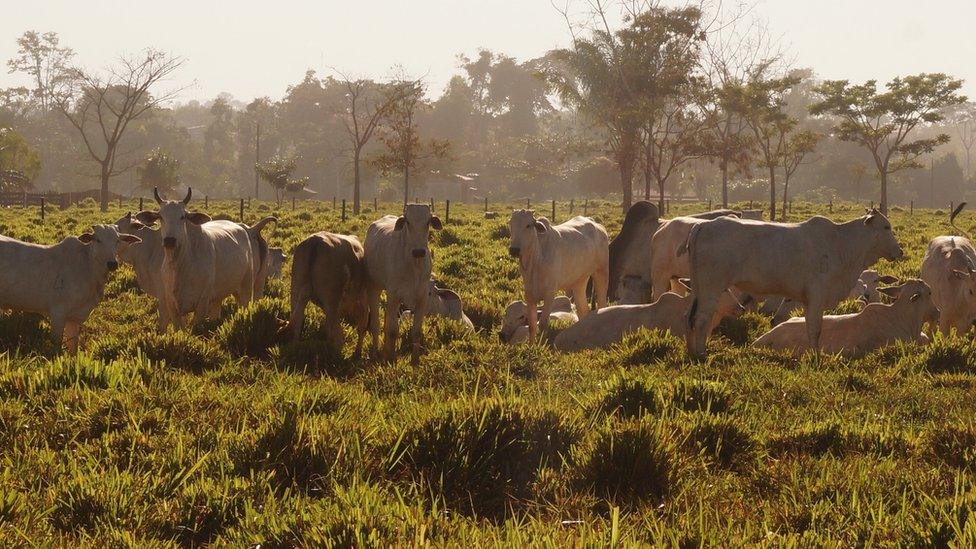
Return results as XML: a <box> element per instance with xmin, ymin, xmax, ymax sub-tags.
<box><xmin>163</xmin><ymin>237</ymin><xmax>177</xmax><ymax>249</ymax></box>
<box><xmin>107</xmin><ymin>260</ymin><xmax>118</xmax><ymax>271</ymax></box>
<box><xmin>509</xmin><ymin>247</ymin><xmax>520</xmax><ymax>258</ymax></box>
<box><xmin>412</xmin><ymin>249</ymin><xmax>426</xmax><ymax>259</ymax></box>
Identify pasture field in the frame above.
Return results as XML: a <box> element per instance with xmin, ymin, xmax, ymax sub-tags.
<box><xmin>3</xmin><ymin>197</ymin><xmax>976</xmax><ymax>545</ymax></box>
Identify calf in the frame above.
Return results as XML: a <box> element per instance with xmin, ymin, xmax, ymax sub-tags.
<box><xmin>365</xmin><ymin>204</ymin><xmax>442</xmax><ymax>363</ymax></box>
<box><xmin>848</xmin><ymin>269</ymin><xmax>899</xmax><ymax>303</ymax></box>
<box><xmin>140</xmin><ymin>188</ymin><xmax>258</xmax><ymax>329</ymax></box>
<box><xmin>685</xmin><ymin>210</ymin><xmax>903</xmax><ymax>359</ymax></box>
<box><xmin>0</xmin><ymin>225</ymin><xmax>139</xmax><ymax>353</ymax></box>
<box><xmin>286</xmin><ymin>232</ymin><xmax>369</xmax><ymax>357</ymax></box>
<box><xmin>500</xmin><ymin>295</ymin><xmax>577</xmax><ymax>344</ymax></box>
<box><xmin>417</xmin><ymin>281</ymin><xmax>475</xmax><ymax>331</ymax></box>
<box><xmin>753</xmin><ymin>279</ymin><xmax>938</xmax><ymax>356</ymax></box>
<box><xmin>554</xmin><ymin>282</ymin><xmax>744</xmax><ymax>352</ymax></box>
<box><xmin>508</xmin><ymin>210</ymin><xmax>609</xmax><ymax>341</ymax></box>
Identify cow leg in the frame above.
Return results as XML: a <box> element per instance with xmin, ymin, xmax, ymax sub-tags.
<box><xmin>289</xmin><ymin>294</ymin><xmax>309</xmax><ymax>342</ymax></box>
<box><xmin>592</xmin><ymin>268</ymin><xmax>610</xmax><ymax>311</ymax></box>
<box><xmin>688</xmin><ymin>295</ymin><xmax>717</xmax><ymax>360</ymax></box>
<box><xmin>382</xmin><ymin>296</ymin><xmax>401</xmax><ymax>362</ymax></box>
<box><xmin>409</xmin><ymin>299</ymin><xmax>426</xmax><ymax>365</ymax></box>
<box><xmin>572</xmin><ymin>280</ymin><xmax>591</xmax><ymax>318</ymax></box>
<box><xmin>367</xmin><ymin>287</ymin><xmax>381</xmax><ymax>359</ymax></box>
<box><xmin>539</xmin><ymin>294</ymin><xmax>554</xmax><ymax>341</ymax></box>
<box><xmin>353</xmin><ymin>314</ymin><xmax>367</xmax><ymax>360</ymax></box>
<box><xmin>526</xmin><ymin>295</ymin><xmax>539</xmax><ymax>343</ymax></box>
<box><xmin>324</xmin><ymin>303</ymin><xmax>344</xmax><ymax>354</ymax></box>
<box><xmin>804</xmin><ymin>305</ymin><xmax>824</xmax><ymax>355</ymax></box>
<box><xmin>64</xmin><ymin>320</ymin><xmax>81</xmax><ymax>355</ymax></box>
<box><xmin>49</xmin><ymin>312</ymin><xmax>66</xmax><ymax>354</ymax></box>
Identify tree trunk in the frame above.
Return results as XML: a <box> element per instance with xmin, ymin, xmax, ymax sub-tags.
<box><xmin>99</xmin><ymin>164</ymin><xmax>110</xmax><ymax>212</ymax></box>
<box><xmin>721</xmin><ymin>159</ymin><xmax>729</xmax><ymax>209</ymax></box>
<box><xmin>768</xmin><ymin>165</ymin><xmax>776</xmax><ymax>221</ymax></box>
<box><xmin>403</xmin><ymin>163</ymin><xmax>410</xmax><ymax>208</ymax></box>
<box><xmin>781</xmin><ymin>174</ymin><xmax>790</xmax><ymax>221</ymax></box>
<box><xmin>643</xmin><ymin>140</ymin><xmax>652</xmax><ymax>202</ymax></box>
<box><xmin>617</xmin><ymin>135</ymin><xmax>636</xmax><ymax>214</ymax></box>
<box><xmin>353</xmin><ymin>149</ymin><xmax>362</xmax><ymax>214</ymax></box>
<box><xmin>657</xmin><ymin>177</ymin><xmax>666</xmax><ymax>214</ymax></box>
<box><xmin>879</xmin><ymin>171</ymin><xmax>888</xmax><ymax>214</ymax></box>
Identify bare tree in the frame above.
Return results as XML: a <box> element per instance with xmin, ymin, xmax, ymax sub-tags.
<box><xmin>951</xmin><ymin>102</ymin><xmax>976</xmax><ymax>181</ymax></box>
<box><xmin>641</xmin><ymin>92</ymin><xmax>709</xmax><ymax>211</ymax></box>
<box><xmin>53</xmin><ymin>49</ymin><xmax>185</xmax><ymax>211</ymax></box>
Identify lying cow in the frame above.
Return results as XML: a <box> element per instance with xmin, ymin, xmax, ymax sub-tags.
<box><xmin>685</xmin><ymin>209</ymin><xmax>903</xmax><ymax>359</ymax></box>
<box><xmin>0</xmin><ymin>225</ymin><xmax>139</xmax><ymax>353</ymax></box>
<box><xmin>500</xmin><ymin>295</ymin><xmax>577</xmax><ymax>344</ymax></box>
<box><xmin>401</xmin><ymin>281</ymin><xmax>475</xmax><ymax>331</ymax></box>
<box><xmin>849</xmin><ymin>269</ymin><xmax>899</xmax><ymax>303</ymax></box>
<box><xmin>508</xmin><ymin>210</ymin><xmax>609</xmax><ymax>341</ymax></box>
<box><xmin>554</xmin><ymin>280</ymin><xmax>744</xmax><ymax>352</ymax></box>
<box><xmin>142</xmin><ymin>187</ymin><xmax>259</xmax><ymax>329</ymax></box>
<box><xmin>753</xmin><ymin>279</ymin><xmax>937</xmax><ymax>356</ymax></box>
<box><xmin>649</xmin><ymin>210</ymin><xmax>741</xmax><ymax>299</ymax></box>
<box><xmin>365</xmin><ymin>204</ymin><xmax>442</xmax><ymax>363</ymax></box>
<box><xmin>285</xmin><ymin>232</ymin><xmax>369</xmax><ymax>357</ymax></box>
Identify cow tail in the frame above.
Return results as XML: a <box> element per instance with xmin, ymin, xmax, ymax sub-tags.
<box><xmin>685</xmin><ymin>223</ymin><xmax>704</xmax><ymax>330</ymax></box>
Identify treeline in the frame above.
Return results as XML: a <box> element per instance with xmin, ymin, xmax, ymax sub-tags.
<box><xmin>1</xmin><ymin>5</ymin><xmax>975</xmax><ymax>214</ymax></box>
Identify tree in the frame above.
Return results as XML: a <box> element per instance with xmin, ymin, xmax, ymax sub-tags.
<box><xmin>371</xmin><ymin>77</ymin><xmax>450</xmax><ymax>206</ymax></box>
<box><xmin>949</xmin><ymin>102</ymin><xmax>976</xmax><ymax>181</ymax></box>
<box><xmin>779</xmin><ymin>129</ymin><xmax>820</xmax><ymax>219</ymax></box>
<box><xmin>641</xmin><ymin>83</ymin><xmax>709</xmax><ymax>211</ymax></box>
<box><xmin>810</xmin><ymin>73</ymin><xmax>966</xmax><ymax>213</ymax></box>
<box><xmin>255</xmin><ymin>155</ymin><xmax>308</xmax><ymax>207</ymax></box>
<box><xmin>53</xmin><ymin>49</ymin><xmax>186</xmax><ymax>211</ymax></box>
<box><xmin>137</xmin><ymin>148</ymin><xmax>181</xmax><ymax>196</ymax></box>
<box><xmin>334</xmin><ymin>73</ymin><xmax>403</xmax><ymax>214</ymax></box>
<box><xmin>7</xmin><ymin>31</ymin><xmax>74</xmax><ymax>113</ymax></box>
<box><xmin>729</xmin><ymin>72</ymin><xmax>800</xmax><ymax>220</ymax></box>
<box><xmin>549</xmin><ymin>5</ymin><xmax>707</xmax><ymax>212</ymax></box>
<box><xmin>0</xmin><ymin>127</ymin><xmax>41</xmax><ymax>191</ymax></box>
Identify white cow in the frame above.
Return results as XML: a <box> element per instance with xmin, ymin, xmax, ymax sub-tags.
<box><xmin>115</xmin><ymin>211</ymin><xmax>169</xmax><ymax>329</ymax></box>
<box><xmin>500</xmin><ymin>295</ymin><xmax>578</xmax><ymax>344</ymax></box>
<box><xmin>554</xmin><ymin>282</ymin><xmax>744</xmax><ymax>352</ymax></box>
<box><xmin>685</xmin><ymin>210</ymin><xmax>903</xmax><ymax>359</ymax></box>
<box><xmin>141</xmin><ymin>187</ymin><xmax>258</xmax><ymax>329</ymax></box>
<box><xmin>0</xmin><ymin>225</ymin><xmax>139</xmax><ymax>353</ymax></box>
<box><xmin>508</xmin><ymin>210</ymin><xmax>609</xmax><ymax>341</ymax></box>
<box><xmin>240</xmin><ymin>217</ymin><xmax>278</xmax><ymax>298</ymax></box>
<box><xmin>365</xmin><ymin>204</ymin><xmax>442</xmax><ymax>363</ymax></box>
<box><xmin>753</xmin><ymin>279</ymin><xmax>938</xmax><ymax>356</ymax></box>
<box><xmin>401</xmin><ymin>281</ymin><xmax>475</xmax><ymax>332</ymax></box>
<box><xmin>921</xmin><ymin>236</ymin><xmax>976</xmax><ymax>334</ymax></box>
<box><xmin>649</xmin><ymin>211</ymin><xmax>740</xmax><ymax>299</ymax></box>
<box><xmin>848</xmin><ymin>269</ymin><xmax>899</xmax><ymax>303</ymax></box>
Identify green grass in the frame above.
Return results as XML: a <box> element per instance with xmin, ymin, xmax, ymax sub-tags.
<box><xmin>1</xmin><ymin>198</ymin><xmax>976</xmax><ymax>544</ymax></box>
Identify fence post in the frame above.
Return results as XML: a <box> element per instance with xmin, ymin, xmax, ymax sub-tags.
<box><xmin>205</xmin><ymin>195</ymin><xmax>209</xmax><ymax>209</ymax></box>
<box><xmin>551</xmin><ymin>199</ymin><xmax>556</xmax><ymax>220</ymax></box>
<box><xmin>247</xmin><ymin>197</ymin><xmax>251</xmax><ymax>209</ymax></box>
<box><xmin>910</xmin><ymin>200</ymin><xmax>914</xmax><ymax>215</ymax></box>
<box><xmin>239</xmin><ymin>198</ymin><xmax>244</xmax><ymax>221</ymax></box>
<box><xmin>828</xmin><ymin>199</ymin><xmax>832</xmax><ymax>213</ymax></box>
<box><xmin>789</xmin><ymin>200</ymin><xmax>792</xmax><ymax>213</ymax></box>
<box><xmin>374</xmin><ymin>197</ymin><xmax>377</xmax><ymax>211</ymax></box>
<box><xmin>333</xmin><ymin>196</ymin><xmax>336</xmax><ymax>208</ymax></box>
<box><xmin>870</xmin><ymin>200</ymin><xmax>874</xmax><ymax>210</ymax></box>
<box><xmin>40</xmin><ymin>197</ymin><xmax>45</xmax><ymax>221</ymax></box>
<box><xmin>430</xmin><ymin>197</ymin><xmax>434</xmax><ymax>210</ymax></box>
<box><xmin>139</xmin><ymin>197</ymin><xmax>143</xmax><ymax>211</ymax></box>
<box><xmin>526</xmin><ymin>197</ymin><xmax>530</xmax><ymax>209</ymax></box>
<box><xmin>446</xmin><ymin>199</ymin><xmax>451</xmax><ymax>223</ymax></box>
<box><xmin>584</xmin><ymin>199</ymin><xmax>588</xmax><ymax>215</ymax></box>
<box><xmin>341</xmin><ymin>199</ymin><xmax>347</xmax><ymax>221</ymax></box>
<box><xmin>484</xmin><ymin>196</ymin><xmax>488</xmax><ymax>212</ymax></box>
<box><xmin>118</xmin><ymin>196</ymin><xmax>122</xmax><ymax>208</ymax></box>
<box><xmin>570</xmin><ymin>199</ymin><xmax>574</xmax><ymax>214</ymax></box>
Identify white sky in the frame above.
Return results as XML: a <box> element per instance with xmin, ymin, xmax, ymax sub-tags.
<box><xmin>1</xmin><ymin>0</ymin><xmax>974</xmax><ymax>104</ymax></box>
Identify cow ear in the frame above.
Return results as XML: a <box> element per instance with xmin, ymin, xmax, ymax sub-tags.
<box><xmin>675</xmin><ymin>278</ymin><xmax>692</xmax><ymax>292</ymax></box>
<box><xmin>135</xmin><ymin>211</ymin><xmax>160</xmax><ymax>225</ymax></box>
<box><xmin>120</xmin><ymin>234</ymin><xmax>142</xmax><ymax>245</ymax></box>
<box><xmin>533</xmin><ymin>220</ymin><xmax>546</xmax><ymax>233</ymax></box>
<box><xmin>429</xmin><ymin>216</ymin><xmax>442</xmax><ymax>230</ymax></box>
<box><xmin>78</xmin><ymin>232</ymin><xmax>94</xmax><ymax>243</ymax></box>
<box><xmin>394</xmin><ymin>217</ymin><xmax>406</xmax><ymax>231</ymax></box>
<box><xmin>952</xmin><ymin>269</ymin><xmax>970</xmax><ymax>280</ymax></box>
<box><xmin>878</xmin><ymin>274</ymin><xmax>899</xmax><ymax>285</ymax></box>
<box><xmin>910</xmin><ymin>292</ymin><xmax>921</xmax><ymax>302</ymax></box>
<box><xmin>129</xmin><ymin>220</ymin><xmax>147</xmax><ymax>231</ymax></box>
<box><xmin>185</xmin><ymin>212</ymin><xmax>211</xmax><ymax>225</ymax></box>
<box><xmin>878</xmin><ymin>285</ymin><xmax>902</xmax><ymax>298</ymax></box>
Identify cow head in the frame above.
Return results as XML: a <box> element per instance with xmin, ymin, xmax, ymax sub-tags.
<box><xmin>78</xmin><ymin>224</ymin><xmax>141</xmax><ymax>272</ymax></box>
<box><xmin>863</xmin><ymin>209</ymin><xmax>903</xmax><ymax>261</ymax></box>
<box><xmin>144</xmin><ymin>187</ymin><xmax>211</xmax><ymax>252</ymax></box>
<box><xmin>508</xmin><ymin>209</ymin><xmax>546</xmax><ymax>259</ymax></box>
<box><xmin>500</xmin><ymin>300</ymin><xmax>530</xmax><ymax>342</ymax></box>
<box><xmin>879</xmin><ymin>279</ymin><xmax>940</xmax><ymax>323</ymax></box>
<box><xmin>428</xmin><ymin>281</ymin><xmax>463</xmax><ymax>319</ymax></box>
<box><xmin>394</xmin><ymin>204</ymin><xmax>441</xmax><ymax>260</ymax></box>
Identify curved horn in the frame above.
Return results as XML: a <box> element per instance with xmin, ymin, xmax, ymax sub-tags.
<box><xmin>153</xmin><ymin>187</ymin><xmax>163</xmax><ymax>204</ymax></box>
<box><xmin>182</xmin><ymin>187</ymin><xmax>192</xmax><ymax>205</ymax></box>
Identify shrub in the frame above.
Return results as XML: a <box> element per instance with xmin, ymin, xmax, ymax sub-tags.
<box><xmin>597</xmin><ymin>374</ymin><xmax>660</xmax><ymax>418</ymax></box>
<box><xmin>684</xmin><ymin>413</ymin><xmax>756</xmax><ymax>470</ymax></box>
<box><xmin>139</xmin><ymin>331</ymin><xmax>226</xmax><ymax>373</ymax></box>
<box><xmin>671</xmin><ymin>379</ymin><xmax>732</xmax><ymax>414</ymax></box>
<box><xmin>609</xmin><ymin>329</ymin><xmax>684</xmax><ymax>367</ymax></box>
<box><xmin>436</xmin><ymin>227</ymin><xmax>463</xmax><ymax>246</ymax></box>
<box><xmin>573</xmin><ymin>419</ymin><xmax>677</xmax><ymax>506</ymax></box>
<box><xmin>714</xmin><ymin>312</ymin><xmax>770</xmax><ymax>346</ymax></box>
<box><xmin>218</xmin><ymin>299</ymin><xmax>286</xmax><ymax>358</ymax></box>
<box><xmin>906</xmin><ymin>334</ymin><xmax>976</xmax><ymax>374</ymax></box>
<box><xmin>925</xmin><ymin>423</ymin><xmax>976</xmax><ymax>470</ymax></box>
<box><xmin>489</xmin><ymin>225</ymin><xmax>509</xmax><ymax>240</ymax></box>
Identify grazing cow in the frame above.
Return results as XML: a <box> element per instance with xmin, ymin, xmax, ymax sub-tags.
<box><xmin>267</xmin><ymin>248</ymin><xmax>286</xmax><ymax>279</ymax></box>
<box><xmin>649</xmin><ymin>210</ymin><xmax>741</xmax><ymax>299</ymax></box>
<box><xmin>608</xmin><ymin>201</ymin><xmax>659</xmax><ymax>301</ymax></box>
<box><xmin>141</xmin><ymin>187</ymin><xmax>258</xmax><ymax>329</ymax></box>
<box><xmin>553</xmin><ymin>281</ymin><xmax>744</xmax><ymax>352</ymax></box>
<box><xmin>365</xmin><ymin>204</ymin><xmax>442</xmax><ymax>363</ymax></box>
<box><xmin>500</xmin><ymin>295</ymin><xmax>577</xmax><ymax>344</ymax></box>
<box><xmin>508</xmin><ymin>210</ymin><xmax>609</xmax><ymax>341</ymax></box>
<box><xmin>285</xmin><ymin>232</ymin><xmax>369</xmax><ymax>357</ymax></box>
<box><xmin>753</xmin><ymin>279</ymin><xmax>938</xmax><ymax>356</ymax></box>
<box><xmin>685</xmin><ymin>209</ymin><xmax>903</xmax><ymax>359</ymax></box>
<box><xmin>240</xmin><ymin>216</ymin><xmax>278</xmax><ymax>298</ymax></box>
<box><xmin>0</xmin><ymin>225</ymin><xmax>140</xmax><ymax>353</ymax></box>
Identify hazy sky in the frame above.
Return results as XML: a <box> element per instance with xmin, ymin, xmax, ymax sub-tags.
<box><xmin>2</xmin><ymin>0</ymin><xmax>975</xmax><ymax>104</ymax></box>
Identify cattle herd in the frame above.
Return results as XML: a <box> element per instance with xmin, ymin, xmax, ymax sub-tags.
<box><xmin>1</xmin><ymin>190</ymin><xmax>975</xmax><ymax>362</ymax></box>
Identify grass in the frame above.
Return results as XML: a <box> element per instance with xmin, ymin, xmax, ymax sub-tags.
<box><xmin>0</xmin><ymin>198</ymin><xmax>974</xmax><ymax>544</ymax></box>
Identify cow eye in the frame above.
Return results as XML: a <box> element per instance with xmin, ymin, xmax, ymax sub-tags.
<box><xmin>525</xmin><ymin>224</ymin><xmax>532</xmax><ymax>228</ymax></box>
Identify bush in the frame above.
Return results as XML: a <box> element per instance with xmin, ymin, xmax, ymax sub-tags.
<box><xmin>609</xmin><ymin>329</ymin><xmax>684</xmax><ymax>367</ymax></box>
<box><xmin>489</xmin><ymin>225</ymin><xmax>509</xmax><ymax>240</ymax></box>
<box><xmin>218</xmin><ymin>299</ymin><xmax>286</xmax><ymax>358</ymax></box>
<box><xmin>714</xmin><ymin>312</ymin><xmax>770</xmax><ymax>346</ymax></box>
<box><xmin>597</xmin><ymin>373</ymin><xmax>660</xmax><ymax>418</ymax></box>
<box><xmin>390</xmin><ymin>399</ymin><xmax>579</xmax><ymax>518</ymax></box>
<box><xmin>684</xmin><ymin>413</ymin><xmax>756</xmax><ymax>470</ymax></box>
<box><xmin>671</xmin><ymin>379</ymin><xmax>732</xmax><ymax>414</ymax></box>
<box><xmin>463</xmin><ymin>298</ymin><xmax>501</xmax><ymax>334</ymax></box>
<box><xmin>906</xmin><ymin>334</ymin><xmax>976</xmax><ymax>374</ymax></box>
<box><xmin>436</xmin><ymin>227</ymin><xmax>463</xmax><ymax>246</ymax></box>
<box><xmin>573</xmin><ymin>419</ymin><xmax>677</xmax><ymax>506</ymax></box>
<box><xmin>925</xmin><ymin>423</ymin><xmax>976</xmax><ymax>470</ymax></box>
